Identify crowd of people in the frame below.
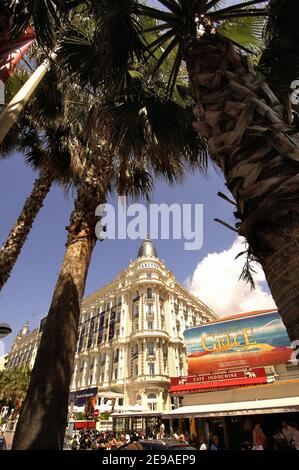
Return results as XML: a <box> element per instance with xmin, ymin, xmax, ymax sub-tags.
<box><xmin>65</xmin><ymin>419</ymin><xmax>299</xmax><ymax>451</ymax></box>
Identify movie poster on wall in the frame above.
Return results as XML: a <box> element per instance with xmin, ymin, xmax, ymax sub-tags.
<box><xmin>184</xmin><ymin>310</ymin><xmax>293</xmax><ymax>375</ymax></box>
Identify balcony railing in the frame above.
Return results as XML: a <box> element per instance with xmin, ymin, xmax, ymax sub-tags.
<box><xmin>133</xmin><ymin>374</ymin><xmax>170</xmax><ymax>383</ymax></box>
<box><xmin>131</xmin><ymin>329</ymin><xmax>170</xmax><ymax>340</ymax></box>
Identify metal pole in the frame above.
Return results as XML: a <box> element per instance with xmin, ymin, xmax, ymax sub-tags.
<box><xmin>0</xmin><ymin>52</ymin><xmax>56</xmax><ymax>145</ymax></box>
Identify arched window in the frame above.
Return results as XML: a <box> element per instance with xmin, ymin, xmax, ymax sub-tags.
<box><xmin>148</xmin><ymin>393</ymin><xmax>156</xmax><ymax>399</ymax></box>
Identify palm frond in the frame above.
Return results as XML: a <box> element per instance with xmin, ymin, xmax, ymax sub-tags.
<box><xmin>7</xmin><ymin>0</ymin><xmax>83</xmax><ymax>48</ymax></box>
<box><xmin>138</xmin><ymin>0</ymin><xmax>268</xmax><ymax>96</ymax></box>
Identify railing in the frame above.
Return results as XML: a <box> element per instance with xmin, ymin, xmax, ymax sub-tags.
<box><xmin>133</xmin><ymin>374</ymin><xmax>170</xmax><ymax>383</ymax></box>
<box><xmin>131</xmin><ymin>329</ymin><xmax>170</xmax><ymax>340</ymax></box>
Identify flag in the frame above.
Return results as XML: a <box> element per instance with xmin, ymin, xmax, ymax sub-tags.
<box><xmin>0</xmin><ymin>20</ymin><xmax>36</xmax><ymax>83</ymax></box>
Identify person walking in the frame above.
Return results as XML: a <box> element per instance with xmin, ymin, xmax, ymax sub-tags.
<box><xmin>292</xmin><ymin>426</ymin><xmax>299</xmax><ymax>450</ymax></box>
<box><xmin>252</xmin><ymin>422</ymin><xmax>266</xmax><ymax>450</ymax></box>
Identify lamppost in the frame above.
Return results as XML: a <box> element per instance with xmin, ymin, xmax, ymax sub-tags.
<box><xmin>0</xmin><ymin>323</ymin><xmax>12</xmax><ymax>339</ymax></box>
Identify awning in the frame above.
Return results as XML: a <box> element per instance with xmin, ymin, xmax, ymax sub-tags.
<box><xmin>162</xmin><ymin>396</ymin><xmax>299</xmax><ymax>419</ymax></box>
<box><xmin>111</xmin><ymin>411</ymin><xmax>163</xmax><ymax>418</ymax></box>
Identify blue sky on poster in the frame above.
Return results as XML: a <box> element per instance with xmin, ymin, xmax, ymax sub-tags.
<box><xmin>0</xmin><ymin>0</ymin><xmax>275</xmax><ymax>352</ymax></box>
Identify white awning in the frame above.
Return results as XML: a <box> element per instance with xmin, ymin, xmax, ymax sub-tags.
<box><xmin>162</xmin><ymin>396</ymin><xmax>299</xmax><ymax>419</ymax></box>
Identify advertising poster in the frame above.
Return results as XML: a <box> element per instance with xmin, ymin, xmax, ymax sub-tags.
<box><xmin>68</xmin><ymin>387</ymin><xmax>98</xmax><ymax>419</ymax></box>
<box><xmin>184</xmin><ymin>310</ymin><xmax>293</xmax><ymax>374</ymax></box>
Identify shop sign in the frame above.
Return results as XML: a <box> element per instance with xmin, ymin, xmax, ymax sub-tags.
<box><xmin>170</xmin><ymin>367</ymin><xmax>267</xmax><ymax>394</ymax></box>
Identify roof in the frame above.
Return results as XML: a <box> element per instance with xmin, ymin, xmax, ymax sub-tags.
<box><xmin>137</xmin><ymin>237</ymin><xmax>158</xmax><ymax>258</ymax></box>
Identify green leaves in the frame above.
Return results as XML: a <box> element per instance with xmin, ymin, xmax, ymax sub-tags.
<box><xmin>137</xmin><ymin>0</ymin><xmax>268</xmax><ymax>96</ymax></box>
<box><xmin>219</xmin><ymin>15</ymin><xmax>265</xmax><ymax>54</ymax></box>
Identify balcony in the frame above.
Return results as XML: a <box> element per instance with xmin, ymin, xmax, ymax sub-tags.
<box><xmin>131</xmin><ymin>329</ymin><xmax>170</xmax><ymax>341</ymax></box>
<box><xmin>132</xmin><ymin>374</ymin><xmax>170</xmax><ymax>384</ymax></box>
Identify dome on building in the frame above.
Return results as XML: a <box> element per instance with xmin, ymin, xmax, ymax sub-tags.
<box><xmin>137</xmin><ymin>237</ymin><xmax>158</xmax><ymax>258</ymax></box>
<box><xmin>18</xmin><ymin>321</ymin><xmax>29</xmax><ymax>338</ymax></box>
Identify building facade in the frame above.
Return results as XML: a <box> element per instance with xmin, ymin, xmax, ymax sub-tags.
<box><xmin>71</xmin><ymin>238</ymin><xmax>216</xmax><ymax>413</ymax></box>
<box><xmin>5</xmin><ymin>322</ymin><xmax>41</xmax><ymax>371</ymax></box>
<box><xmin>4</xmin><ymin>239</ymin><xmax>215</xmax><ymax>414</ymax></box>
<box><xmin>0</xmin><ymin>354</ymin><xmax>8</xmax><ymax>371</ymax></box>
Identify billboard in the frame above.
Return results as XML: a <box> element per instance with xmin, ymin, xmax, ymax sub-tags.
<box><xmin>69</xmin><ymin>387</ymin><xmax>98</xmax><ymax>419</ymax></box>
<box><xmin>184</xmin><ymin>310</ymin><xmax>293</xmax><ymax>375</ymax></box>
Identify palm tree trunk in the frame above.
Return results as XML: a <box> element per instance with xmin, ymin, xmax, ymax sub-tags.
<box><xmin>12</xmin><ymin>159</ymin><xmax>112</xmax><ymax>450</ymax></box>
<box><xmin>186</xmin><ymin>33</ymin><xmax>299</xmax><ymax>341</ymax></box>
<box><xmin>0</xmin><ymin>172</ymin><xmax>53</xmax><ymax>290</ymax></box>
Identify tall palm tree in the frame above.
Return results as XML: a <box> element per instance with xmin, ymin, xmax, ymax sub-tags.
<box><xmin>12</xmin><ymin>95</ymin><xmax>206</xmax><ymax>450</ymax></box>
<box><xmin>134</xmin><ymin>0</ymin><xmax>299</xmax><ymax>342</ymax></box>
<box><xmin>12</xmin><ymin>2</ymin><xmax>208</xmax><ymax>449</ymax></box>
<box><xmin>0</xmin><ymin>66</ymin><xmax>81</xmax><ymax>290</ymax></box>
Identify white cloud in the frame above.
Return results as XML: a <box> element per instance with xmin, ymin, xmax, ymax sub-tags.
<box><xmin>186</xmin><ymin>237</ymin><xmax>277</xmax><ymax>317</ymax></box>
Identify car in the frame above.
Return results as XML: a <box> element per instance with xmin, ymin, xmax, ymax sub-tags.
<box><xmin>119</xmin><ymin>439</ymin><xmax>197</xmax><ymax>451</ymax></box>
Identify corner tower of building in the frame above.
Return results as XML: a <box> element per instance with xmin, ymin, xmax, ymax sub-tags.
<box><xmin>137</xmin><ymin>237</ymin><xmax>158</xmax><ymax>259</ymax></box>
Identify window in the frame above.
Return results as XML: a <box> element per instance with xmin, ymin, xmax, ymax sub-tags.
<box><xmin>132</xmin><ymin>344</ymin><xmax>138</xmax><ymax>358</ymax></box>
<box><xmin>114</xmin><ymin>369</ymin><xmax>118</xmax><ymax>380</ymax></box>
<box><xmin>134</xmin><ymin>306</ymin><xmax>139</xmax><ymax>317</ymax></box>
<box><xmin>147</xmin><ymin>304</ymin><xmax>153</xmax><ymax>315</ymax></box>
<box><xmin>147</xmin><ymin>288</ymin><xmax>153</xmax><ymax>299</ymax></box>
<box><xmin>147</xmin><ymin>273</ymin><xmax>152</xmax><ymax>278</ymax></box>
<box><xmin>136</xmin><ymin>394</ymin><xmax>142</xmax><ymax>405</ymax></box>
<box><xmin>134</xmin><ymin>365</ymin><xmax>138</xmax><ymax>376</ymax></box>
<box><xmin>147</xmin><ymin>321</ymin><xmax>154</xmax><ymax>330</ymax></box>
<box><xmin>148</xmin><ymin>363</ymin><xmax>155</xmax><ymax>375</ymax></box>
<box><xmin>147</xmin><ymin>393</ymin><xmax>157</xmax><ymax>411</ymax></box>
<box><xmin>148</xmin><ymin>403</ymin><xmax>157</xmax><ymax>411</ymax></box>
<box><xmin>147</xmin><ymin>342</ymin><xmax>155</xmax><ymax>356</ymax></box>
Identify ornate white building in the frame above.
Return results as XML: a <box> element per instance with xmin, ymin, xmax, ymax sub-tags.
<box><xmin>71</xmin><ymin>238</ymin><xmax>216</xmax><ymax>413</ymax></box>
<box><xmin>5</xmin><ymin>322</ymin><xmax>41</xmax><ymax>371</ymax></box>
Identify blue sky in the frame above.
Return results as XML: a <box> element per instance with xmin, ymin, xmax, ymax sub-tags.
<box><xmin>0</xmin><ymin>0</ymin><xmax>273</xmax><ymax>352</ymax></box>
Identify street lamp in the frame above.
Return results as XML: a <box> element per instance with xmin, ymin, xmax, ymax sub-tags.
<box><xmin>0</xmin><ymin>323</ymin><xmax>12</xmax><ymax>339</ymax></box>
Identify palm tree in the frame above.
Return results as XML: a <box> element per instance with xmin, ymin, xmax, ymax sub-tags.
<box><xmin>12</xmin><ymin>71</ymin><xmax>207</xmax><ymax>455</ymax></box>
<box><xmin>0</xmin><ymin>66</ymin><xmax>81</xmax><ymax>291</ymax></box>
<box><xmin>11</xmin><ymin>2</ymin><xmax>208</xmax><ymax>449</ymax></box>
<box><xmin>134</xmin><ymin>0</ymin><xmax>299</xmax><ymax>342</ymax></box>
<box><xmin>12</xmin><ymin>96</ymin><xmax>206</xmax><ymax>450</ymax></box>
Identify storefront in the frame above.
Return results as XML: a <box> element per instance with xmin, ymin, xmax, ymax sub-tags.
<box><xmin>165</xmin><ymin>309</ymin><xmax>299</xmax><ymax>449</ymax></box>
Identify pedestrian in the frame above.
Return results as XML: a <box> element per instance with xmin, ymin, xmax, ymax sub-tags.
<box><xmin>282</xmin><ymin>421</ymin><xmax>297</xmax><ymax>446</ymax></box>
<box><xmin>199</xmin><ymin>439</ymin><xmax>208</xmax><ymax>450</ymax></box>
<box><xmin>292</xmin><ymin>426</ymin><xmax>299</xmax><ymax>450</ymax></box>
<box><xmin>252</xmin><ymin>422</ymin><xmax>266</xmax><ymax>450</ymax></box>
<box><xmin>210</xmin><ymin>435</ymin><xmax>220</xmax><ymax>450</ymax></box>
